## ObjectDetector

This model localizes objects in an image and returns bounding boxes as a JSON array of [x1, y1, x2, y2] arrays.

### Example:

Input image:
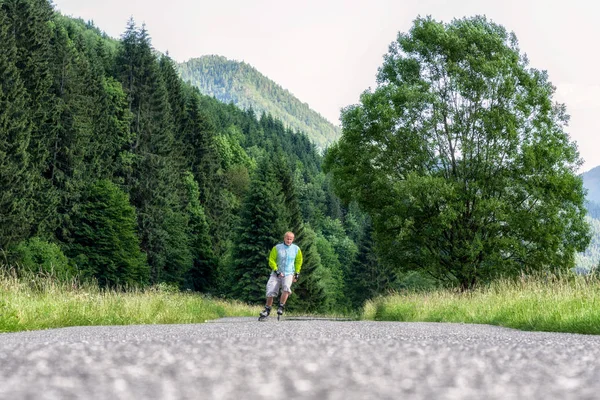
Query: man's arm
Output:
[[269, 247, 278, 271], [294, 248, 303, 273]]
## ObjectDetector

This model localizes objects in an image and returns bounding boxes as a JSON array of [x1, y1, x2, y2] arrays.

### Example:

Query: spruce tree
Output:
[[230, 156, 285, 303], [116, 20, 191, 285], [182, 172, 216, 292], [2, 0, 60, 239], [274, 154, 327, 312], [86, 75, 132, 180], [182, 88, 231, 257], [0, 6, 34, 252], [47, 19, 97, 242], [159, 54, 186, 140], [66, 180, 149, 287], [346, 220, 391, 309], [71, 20, 132, 182]]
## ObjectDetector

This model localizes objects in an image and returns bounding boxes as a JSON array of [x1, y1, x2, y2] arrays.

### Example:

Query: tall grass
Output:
[[363, 273, 600, 335], [0, 270, 260, 333]]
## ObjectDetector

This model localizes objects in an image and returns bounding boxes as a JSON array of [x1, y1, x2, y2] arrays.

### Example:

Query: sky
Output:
[[52, 0, 600, 173]]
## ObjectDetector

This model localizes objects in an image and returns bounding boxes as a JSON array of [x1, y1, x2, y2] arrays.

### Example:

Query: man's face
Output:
[[284, 234, 294, 245]]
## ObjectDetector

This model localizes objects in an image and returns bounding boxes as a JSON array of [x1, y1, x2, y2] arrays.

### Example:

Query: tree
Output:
[[324, 16, 589, 290], [159, 54, 186, 139], [0, 6, 35, 252], [345, 220, 393, 308], [2, 0, 60, 238], [182, 171, 217, 292], [47, 18, 98, 243], [181, 88, 231, 258], [116, 20, 192, 285], [274, 154, 327, 312], [66, 180, 149, 287], [230, 156, 285, 303]]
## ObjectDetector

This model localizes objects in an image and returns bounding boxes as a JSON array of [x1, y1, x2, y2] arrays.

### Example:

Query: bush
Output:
[[13, 237, 74, 280], [65, 179, 149, 288]]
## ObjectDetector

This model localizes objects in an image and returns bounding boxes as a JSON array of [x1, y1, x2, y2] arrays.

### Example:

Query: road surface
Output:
[[1, 317, 599, 399]]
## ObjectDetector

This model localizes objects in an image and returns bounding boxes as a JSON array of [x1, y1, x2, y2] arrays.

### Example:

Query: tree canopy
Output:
[[0, 0, 383, 312], [324, 16, 590, 289]]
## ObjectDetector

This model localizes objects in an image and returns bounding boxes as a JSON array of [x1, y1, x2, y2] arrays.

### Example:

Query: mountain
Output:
[[583, 166, 600, 202], [177, 55, 340, 149], [582, 166, 600, 219], [577, 166, 600, 272]]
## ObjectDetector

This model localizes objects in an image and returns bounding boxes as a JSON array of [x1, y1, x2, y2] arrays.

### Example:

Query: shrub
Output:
[[13, 237, 74, 280]]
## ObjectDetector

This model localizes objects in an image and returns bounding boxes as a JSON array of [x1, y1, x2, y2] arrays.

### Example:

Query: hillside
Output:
[[177, 55, 340, 149], [577, 166, 600, 271], [582, 166, 600, 219]]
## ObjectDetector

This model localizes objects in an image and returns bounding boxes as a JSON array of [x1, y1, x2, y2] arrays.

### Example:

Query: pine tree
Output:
[[182, 88, 232, 257], [182, 172, 216, 292], [346, 220, 391, 308], [86, 75, 132, 180], [274, 154, 327, 312], [47, 19, 97, 242], [230, 156, 285, 303], [2, 0, 60, 239], [0, 6, 34, 252], [115, 20, 191, 285], [66, 180, 149, 287], [67, 20, 132, 182], [160, 54, 186, 139]]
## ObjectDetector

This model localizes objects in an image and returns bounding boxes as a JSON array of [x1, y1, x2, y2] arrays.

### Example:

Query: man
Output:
[[259, 231, 302, 320]]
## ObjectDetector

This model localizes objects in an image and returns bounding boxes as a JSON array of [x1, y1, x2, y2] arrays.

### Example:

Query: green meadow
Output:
[[362, 274, 600, 335], [3, 271, 600, 335], [0, 272, 259, 333]]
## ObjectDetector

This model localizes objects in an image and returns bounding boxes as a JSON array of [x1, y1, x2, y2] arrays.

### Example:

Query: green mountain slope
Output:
[[583, 165, 600, 204], [577, 166, 600, 272], [582, 165, 600, 219], [177, 55, 340, 149], [575, 216, 600, 272]]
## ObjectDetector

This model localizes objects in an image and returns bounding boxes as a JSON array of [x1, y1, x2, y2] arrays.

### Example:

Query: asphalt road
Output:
[[1, 317, 599, 399]]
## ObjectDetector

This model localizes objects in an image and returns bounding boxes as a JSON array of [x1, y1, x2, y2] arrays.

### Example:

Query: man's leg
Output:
[[279, 292, 289, 304], [261, 273, 280, 318], [279, 275, 294, 305], [277, 275, 294, 315]]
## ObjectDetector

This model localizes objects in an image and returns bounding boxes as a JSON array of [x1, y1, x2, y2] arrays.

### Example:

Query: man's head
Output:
[[284, 231, 295, 246]]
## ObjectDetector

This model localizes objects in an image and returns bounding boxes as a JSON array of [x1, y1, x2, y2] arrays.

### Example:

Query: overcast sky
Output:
[[52, 0, 600, 172]]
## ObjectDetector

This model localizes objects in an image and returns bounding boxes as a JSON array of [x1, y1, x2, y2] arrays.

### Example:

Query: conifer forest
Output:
[[0, 0, 392, 313]]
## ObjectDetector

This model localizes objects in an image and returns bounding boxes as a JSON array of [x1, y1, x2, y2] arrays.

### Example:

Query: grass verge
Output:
[[0, 273, 260, 333], [362, 274, 600, 335]]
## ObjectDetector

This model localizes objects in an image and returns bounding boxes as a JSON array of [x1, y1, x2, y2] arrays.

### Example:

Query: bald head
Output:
[[284, 232, 295, 245]]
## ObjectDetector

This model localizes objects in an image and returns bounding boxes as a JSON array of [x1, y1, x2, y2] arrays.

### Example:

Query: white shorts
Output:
[[266, 273, 294, 297]]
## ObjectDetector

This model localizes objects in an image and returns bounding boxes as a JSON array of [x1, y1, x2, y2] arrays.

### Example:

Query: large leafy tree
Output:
[[324, 16, 589, 290]]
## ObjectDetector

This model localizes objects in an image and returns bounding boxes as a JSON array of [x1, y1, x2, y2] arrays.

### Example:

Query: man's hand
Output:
[[293, 273, 299, 282]]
